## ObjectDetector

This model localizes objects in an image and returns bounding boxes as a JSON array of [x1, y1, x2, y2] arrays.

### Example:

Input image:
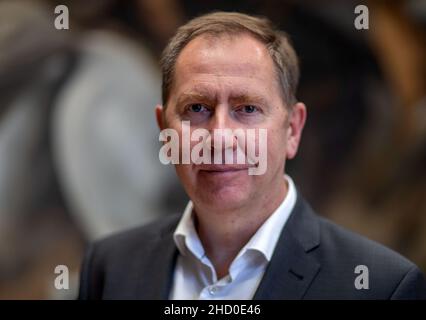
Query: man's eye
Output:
[[240, 105, 258, 113], [188, 104, 208, 113]]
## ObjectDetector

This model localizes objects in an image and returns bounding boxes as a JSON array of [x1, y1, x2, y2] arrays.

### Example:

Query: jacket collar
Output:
[[134, 217, 179, 299], [253, 194, 321, 299], [137, 193, 321, 299]]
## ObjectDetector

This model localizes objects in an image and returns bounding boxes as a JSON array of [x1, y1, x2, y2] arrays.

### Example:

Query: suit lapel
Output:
[[254, 195, 321, 299], [135, 221, 179, 299], [133, 195, 321, 300]]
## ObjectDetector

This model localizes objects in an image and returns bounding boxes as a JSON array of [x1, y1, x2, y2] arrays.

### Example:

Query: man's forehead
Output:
[[177, 84, 269, 103], [174, 33, 274, 79]]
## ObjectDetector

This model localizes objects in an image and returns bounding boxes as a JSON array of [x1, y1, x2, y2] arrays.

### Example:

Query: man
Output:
[[78, 12, 426, 299]]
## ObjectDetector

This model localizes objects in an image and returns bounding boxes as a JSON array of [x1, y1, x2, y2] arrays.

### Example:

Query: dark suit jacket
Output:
[[78, 195, 426, 299]]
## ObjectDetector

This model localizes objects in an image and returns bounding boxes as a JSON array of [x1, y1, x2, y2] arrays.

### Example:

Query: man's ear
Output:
[[286, 102, 307, 159], [155, 104, 165, 130]]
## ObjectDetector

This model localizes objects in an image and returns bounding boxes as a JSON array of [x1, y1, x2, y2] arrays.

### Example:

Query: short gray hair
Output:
[[160, 11, 300, 107]]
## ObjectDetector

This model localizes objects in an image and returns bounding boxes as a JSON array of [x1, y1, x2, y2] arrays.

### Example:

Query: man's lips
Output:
[[197, 164, 253, 172]]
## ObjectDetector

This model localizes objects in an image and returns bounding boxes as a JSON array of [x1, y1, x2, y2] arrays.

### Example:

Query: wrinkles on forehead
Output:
[[177, 33, 270, 77], [176, 85, 270, 109], [168, 33, 281, 108]]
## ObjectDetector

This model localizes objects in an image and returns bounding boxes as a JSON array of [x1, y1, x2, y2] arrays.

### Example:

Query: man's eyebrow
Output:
[[229, 93, 269, 106], [176, 89, 217, 105], [177, 93, 212, 103], [176, 90, 269, 106]]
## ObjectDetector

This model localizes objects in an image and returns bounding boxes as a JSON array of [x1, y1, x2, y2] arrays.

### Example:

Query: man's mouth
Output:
[[197, 164, 254, 173]]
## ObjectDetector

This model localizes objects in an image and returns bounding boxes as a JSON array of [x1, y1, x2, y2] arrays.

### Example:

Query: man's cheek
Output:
[[175, 164, 195, 186], [267, 135, 286, 165], [247, 128, 268, 175]]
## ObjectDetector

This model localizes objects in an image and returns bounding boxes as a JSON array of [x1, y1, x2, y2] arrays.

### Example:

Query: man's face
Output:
[[157, 33, 305, 212]]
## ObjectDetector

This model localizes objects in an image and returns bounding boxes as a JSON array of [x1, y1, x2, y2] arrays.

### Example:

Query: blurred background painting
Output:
[[0, 0, 425, 299]]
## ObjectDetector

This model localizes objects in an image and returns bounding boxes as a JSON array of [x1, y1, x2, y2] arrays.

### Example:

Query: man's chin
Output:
[[195, 188, 252, 212], [197, 167, 252, 183]]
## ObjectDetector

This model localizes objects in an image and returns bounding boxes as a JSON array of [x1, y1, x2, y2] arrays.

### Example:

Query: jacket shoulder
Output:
[[93, 213, 181, 258], [318, 216, 414, 271], [310, 215, 426, 298], [78, 213, 181, 299]]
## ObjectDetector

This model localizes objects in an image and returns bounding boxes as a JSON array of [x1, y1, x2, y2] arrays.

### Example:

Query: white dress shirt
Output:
[[169, 175, 297, 300]]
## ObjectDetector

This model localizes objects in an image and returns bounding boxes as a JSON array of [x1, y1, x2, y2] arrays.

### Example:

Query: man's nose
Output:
[[206, 106, 238, 152], [208, 105, 230, 131]]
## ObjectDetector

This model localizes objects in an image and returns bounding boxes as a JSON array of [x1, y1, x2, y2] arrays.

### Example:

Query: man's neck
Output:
[[194, 177, 288, 279]]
